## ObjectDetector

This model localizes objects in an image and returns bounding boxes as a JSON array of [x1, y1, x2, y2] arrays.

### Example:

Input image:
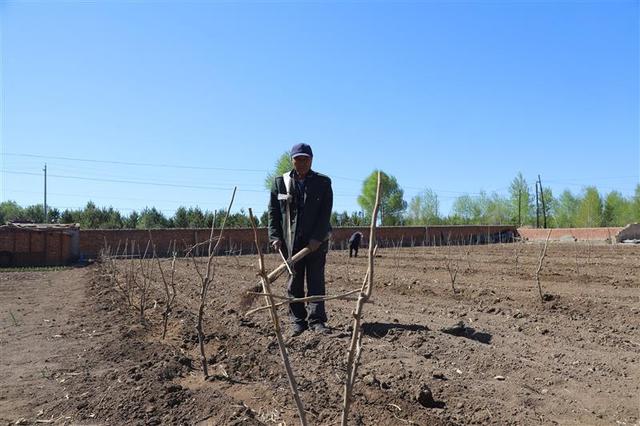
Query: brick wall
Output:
[[80, 228, 268, 258], [80, 225, 519, 258], [0, 228, 73, 267], [517, 227, 624, 242]]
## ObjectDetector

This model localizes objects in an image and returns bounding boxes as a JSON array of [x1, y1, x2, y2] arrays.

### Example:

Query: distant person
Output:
[[349, 231, 363, 258], [268, 143, 333, 336]]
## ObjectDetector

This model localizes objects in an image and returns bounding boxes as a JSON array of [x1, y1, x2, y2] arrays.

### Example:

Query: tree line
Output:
[[0, 201, 263, 230], [353, 171, 639, 228], [1, 169, 638, 229]]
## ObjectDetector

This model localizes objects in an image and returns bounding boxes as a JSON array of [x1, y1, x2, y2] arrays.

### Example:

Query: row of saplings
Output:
[[99, 180, 562, 425]]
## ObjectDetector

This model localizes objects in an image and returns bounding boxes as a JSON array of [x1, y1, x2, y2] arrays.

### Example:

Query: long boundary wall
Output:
[[80, 225, 517, 258], [517, 227, 623, 242]]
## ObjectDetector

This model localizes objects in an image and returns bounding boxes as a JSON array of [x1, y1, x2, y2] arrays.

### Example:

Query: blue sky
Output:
[[1, 0, 638, 218]]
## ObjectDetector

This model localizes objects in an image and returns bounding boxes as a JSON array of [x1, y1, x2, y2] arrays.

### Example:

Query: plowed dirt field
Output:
[[1, 243, 638, 425]]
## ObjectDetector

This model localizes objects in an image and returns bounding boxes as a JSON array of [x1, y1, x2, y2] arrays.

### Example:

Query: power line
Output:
[[2, 169, 264, 192], [3, 152, 510, 195], [4, 152, 269, 173], [2, 171, 361, 199]]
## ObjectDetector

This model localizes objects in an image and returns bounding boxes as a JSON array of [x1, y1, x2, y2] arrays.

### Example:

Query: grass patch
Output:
[[9, 310, 19, 326]]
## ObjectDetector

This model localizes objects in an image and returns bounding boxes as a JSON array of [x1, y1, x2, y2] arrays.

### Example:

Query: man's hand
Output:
[[307, 239, 322, 252], [271, 240, 282, 251]]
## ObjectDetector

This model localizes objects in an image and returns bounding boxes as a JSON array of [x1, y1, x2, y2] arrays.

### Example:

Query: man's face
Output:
[[292, 155, 312, 177]]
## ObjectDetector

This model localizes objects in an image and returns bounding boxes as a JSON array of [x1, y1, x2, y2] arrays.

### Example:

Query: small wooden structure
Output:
[[0, 223, 80, 267]]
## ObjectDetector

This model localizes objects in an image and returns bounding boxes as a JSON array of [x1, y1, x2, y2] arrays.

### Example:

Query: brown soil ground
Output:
[[1, 243, 639, 425]]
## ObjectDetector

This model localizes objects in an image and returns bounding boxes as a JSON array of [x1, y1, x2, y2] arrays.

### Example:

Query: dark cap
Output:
[[290, 143, 313, 158]]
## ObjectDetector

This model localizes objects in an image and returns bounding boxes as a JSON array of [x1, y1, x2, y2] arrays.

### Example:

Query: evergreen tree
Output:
[[137, 207, 169, 229], [173, 207, 189, 228], [124, 211, 140, 229]]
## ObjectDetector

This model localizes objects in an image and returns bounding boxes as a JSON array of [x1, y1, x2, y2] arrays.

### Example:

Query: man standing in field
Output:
[[268, 143, 333, 336]]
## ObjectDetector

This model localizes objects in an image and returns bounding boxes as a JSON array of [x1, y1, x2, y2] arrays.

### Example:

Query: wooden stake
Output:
[[342, 172, 382, 425], [248, 208, 307, 426]]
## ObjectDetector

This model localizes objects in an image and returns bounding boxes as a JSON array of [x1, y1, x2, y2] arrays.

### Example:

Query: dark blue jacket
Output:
[[268, 169, 333, 256]]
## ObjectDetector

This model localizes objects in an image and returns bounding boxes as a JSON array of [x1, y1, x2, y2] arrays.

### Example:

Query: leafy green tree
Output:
[[481, 192, 512, 224], [357, 170, 406, 225], [264, 152, 292, 190], [451, 194, 482, 223], [0, 200, 25, 223], [603, 191, 632, 226], [539, 186, 555, 228], [508, 172, 533, 225], [576, 187, 603, 227], [406, 188, 440, 225], [554, 190, 579, 227], [632, 184, 640, 223]]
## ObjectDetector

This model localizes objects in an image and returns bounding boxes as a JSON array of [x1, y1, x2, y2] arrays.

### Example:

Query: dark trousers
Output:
[[349, 243, 359, 258], [288, 246, 327, 326]]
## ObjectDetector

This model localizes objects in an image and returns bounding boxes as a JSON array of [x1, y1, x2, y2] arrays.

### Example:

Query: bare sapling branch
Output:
[[134, 239, 154, 324], [574, 240, 580, 275], [535, 230, 552, 303], [444, 235, 459, 294], [155, 244, 177, 340], [465, 235, 473, 272], [391, 237, 403, 286], [195, 187, 236, 379], [342, 171, 382, 426], [514, 240, 522, 275], [248, 208, 307, 426]]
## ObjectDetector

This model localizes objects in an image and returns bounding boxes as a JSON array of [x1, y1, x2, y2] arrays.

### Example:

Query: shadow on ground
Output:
[[362, 322, 429, 338]]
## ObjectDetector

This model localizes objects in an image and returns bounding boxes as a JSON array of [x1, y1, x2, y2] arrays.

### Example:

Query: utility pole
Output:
[[535, 181, 540, 228], [43, 163, 48, 223], [538, 174, 547, 229]]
